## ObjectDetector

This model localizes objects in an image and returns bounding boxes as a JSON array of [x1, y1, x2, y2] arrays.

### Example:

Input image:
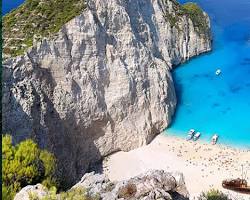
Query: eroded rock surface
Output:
[[74, 170, 189, 200], [3, 0, 211, 184], [15, 170, 189, 200]]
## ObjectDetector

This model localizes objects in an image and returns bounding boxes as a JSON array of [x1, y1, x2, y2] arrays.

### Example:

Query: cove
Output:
[[166, 0, 250, 149]]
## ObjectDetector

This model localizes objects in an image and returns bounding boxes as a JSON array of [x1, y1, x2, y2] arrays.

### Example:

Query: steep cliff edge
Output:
[[2, 0, 211, 185]]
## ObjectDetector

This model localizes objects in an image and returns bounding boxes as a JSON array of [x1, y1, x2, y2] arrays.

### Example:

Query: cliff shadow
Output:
[[166, 75, 184, 127], [2, 65, 105, 188], [169, 191, 189, 200], [42, 92, 105, 188]]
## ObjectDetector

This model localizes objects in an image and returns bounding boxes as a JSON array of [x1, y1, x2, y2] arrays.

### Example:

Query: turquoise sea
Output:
[[167, 0, 250, 149]]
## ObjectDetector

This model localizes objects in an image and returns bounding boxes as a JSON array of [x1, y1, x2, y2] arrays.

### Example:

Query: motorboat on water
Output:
[[215, 69, 221, 75], [193, 132, 201, 141], [211, 134, 219, 145], [222, 166, 250, 194], [186, 129, 195, 141]]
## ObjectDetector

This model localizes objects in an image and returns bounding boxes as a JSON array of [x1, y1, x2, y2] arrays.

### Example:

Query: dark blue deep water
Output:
[[167, 0, 250, 149], [2, 0, 24, 15]]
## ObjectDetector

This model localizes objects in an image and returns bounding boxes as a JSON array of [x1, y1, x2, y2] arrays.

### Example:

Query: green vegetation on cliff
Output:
[[3, 0, 87, 57], [3, 0, 209, 58], [29, 187, 99, 200], [198, 189, 230, 200], [181, 2, 209, 34], [164, 1, 209, 35], [2, 135, 58, 200]]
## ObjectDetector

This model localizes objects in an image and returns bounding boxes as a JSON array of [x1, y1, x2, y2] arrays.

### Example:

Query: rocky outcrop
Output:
[[14, 184, 49, 200], [15, 170, 189, 200], [74, 170, 189, 200], [2, 0, 211, 185]]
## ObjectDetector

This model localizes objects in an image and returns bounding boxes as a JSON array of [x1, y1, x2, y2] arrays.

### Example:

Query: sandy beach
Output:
[[104, 133, 250, 199]]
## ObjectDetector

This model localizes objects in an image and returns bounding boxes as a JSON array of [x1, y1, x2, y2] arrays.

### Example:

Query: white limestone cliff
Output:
[[2, 0, 211, 185]]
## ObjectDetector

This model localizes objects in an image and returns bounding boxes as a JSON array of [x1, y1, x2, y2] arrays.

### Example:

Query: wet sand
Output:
[[104, 133, 250, 199]]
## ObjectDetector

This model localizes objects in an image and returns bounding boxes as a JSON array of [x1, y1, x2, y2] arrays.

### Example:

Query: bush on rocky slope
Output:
[[164, 1, 209, 35], [28, 187, 98, 200], [3, 0, 87, 57], [181, 2, 209, 35], [198, 189, 230, 200], [2, 135, 58, 200]]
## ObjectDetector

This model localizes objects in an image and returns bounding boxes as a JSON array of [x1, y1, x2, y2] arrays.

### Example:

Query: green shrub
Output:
[[59, 188, 88, 200], [2, 184, 17, 200], [181, 2, 209, 35], [28, 186, 57, 200], [163, 1, 209, 35], [39, 150, 58, 188], [37, 187, 98, 200], [3, 0, 87, 57], [2, 134, 58, 199], [198, 189, 230, 200]]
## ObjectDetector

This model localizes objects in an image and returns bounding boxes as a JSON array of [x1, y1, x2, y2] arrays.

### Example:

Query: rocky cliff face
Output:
[[73, 170, 189, 200], [14, 170, 189, 200], [2, 0, 211, 185]]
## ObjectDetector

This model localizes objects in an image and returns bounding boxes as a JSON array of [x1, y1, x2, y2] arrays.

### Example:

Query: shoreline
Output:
[[103, 132, 250, 199], [164, 129, 250, 151], [164, 130, 250, 151]]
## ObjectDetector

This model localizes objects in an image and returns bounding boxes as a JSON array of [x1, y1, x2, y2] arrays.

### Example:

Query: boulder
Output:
[[74, 170, 189, 200], [14, 184, 48, 200]]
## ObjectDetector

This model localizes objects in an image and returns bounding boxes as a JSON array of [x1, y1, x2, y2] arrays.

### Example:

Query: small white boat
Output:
[[211, 134, 219, 145], [193, 132, 201, 141], [186, 129, 195, 141], [215, 69, 221, 76]]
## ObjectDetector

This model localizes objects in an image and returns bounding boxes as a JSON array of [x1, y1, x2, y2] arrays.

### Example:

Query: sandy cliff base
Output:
[[104, 133, 250, 199]]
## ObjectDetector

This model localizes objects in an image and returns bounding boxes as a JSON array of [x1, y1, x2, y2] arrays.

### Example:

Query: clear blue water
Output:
[[166, 0, 250, 149], [2, 0, 24, 15]]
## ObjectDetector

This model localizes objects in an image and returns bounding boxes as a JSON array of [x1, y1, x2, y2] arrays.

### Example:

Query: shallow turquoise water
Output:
[[166, 0, 250, 149]]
